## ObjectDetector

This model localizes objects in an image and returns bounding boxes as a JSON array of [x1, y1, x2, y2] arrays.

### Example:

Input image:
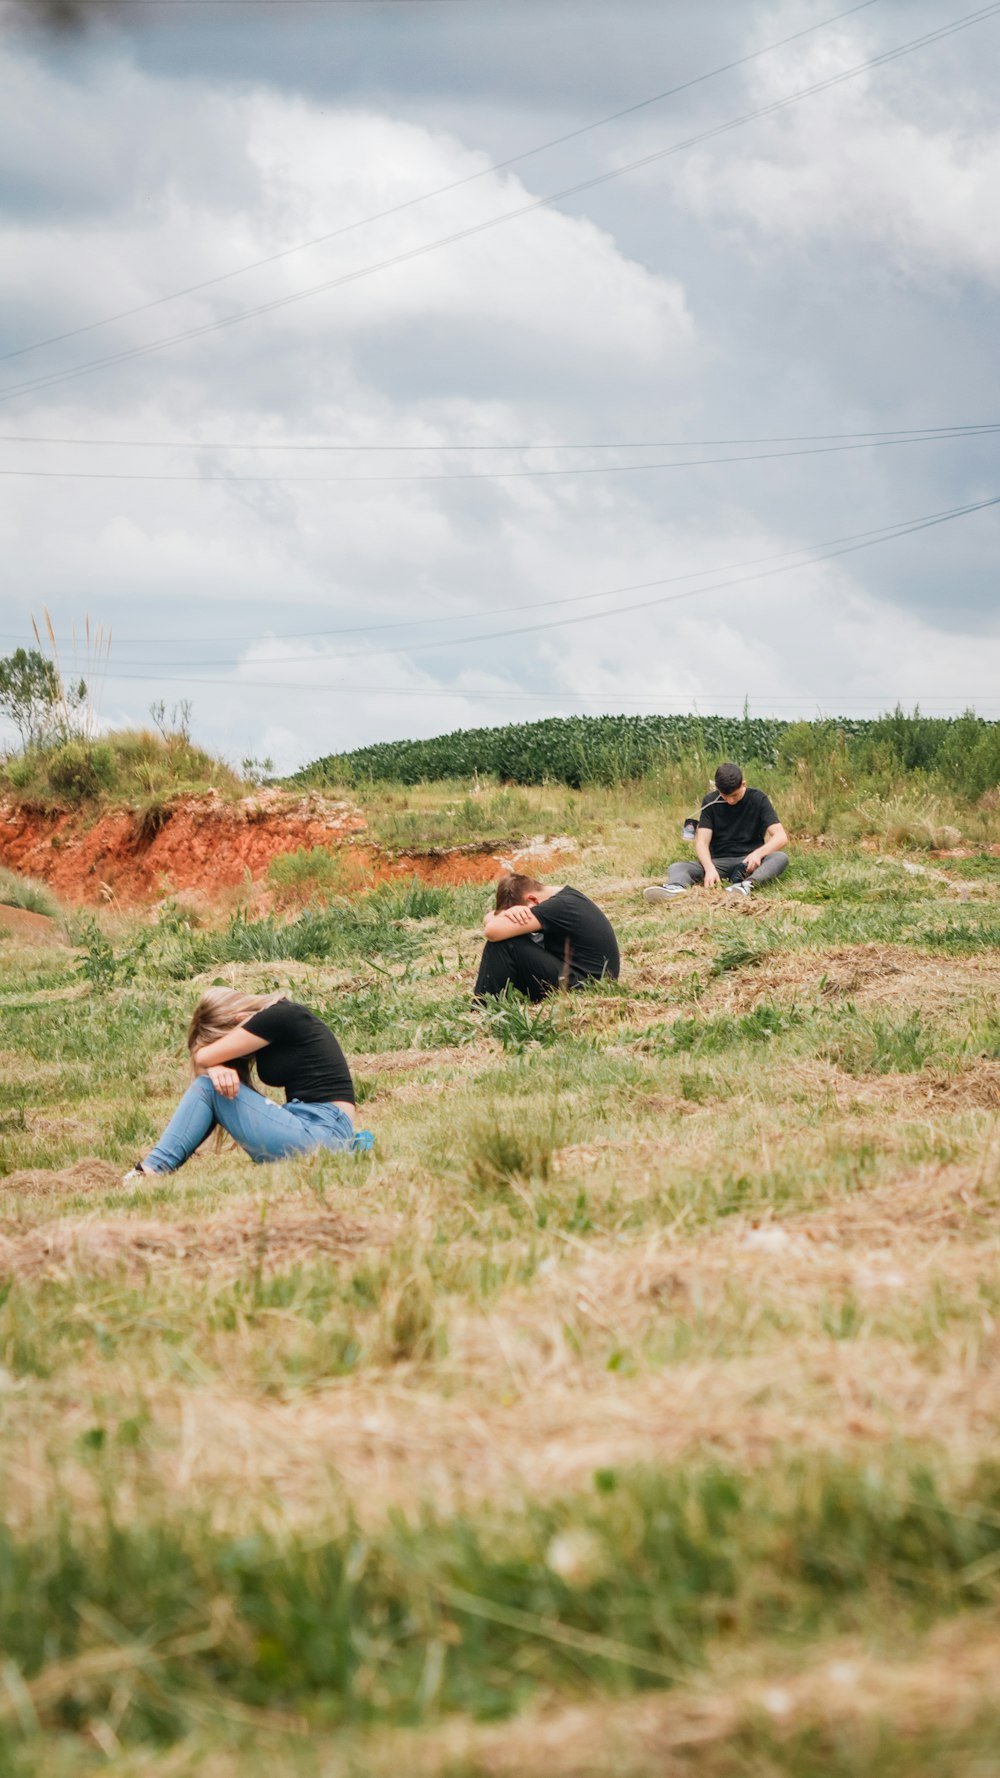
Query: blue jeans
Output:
[[144, 1077, 356, 1173]]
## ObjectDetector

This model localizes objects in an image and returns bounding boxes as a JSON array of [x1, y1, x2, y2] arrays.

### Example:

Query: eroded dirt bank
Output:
[[0, 789, 366, 904], [0, 792, 554, 905]]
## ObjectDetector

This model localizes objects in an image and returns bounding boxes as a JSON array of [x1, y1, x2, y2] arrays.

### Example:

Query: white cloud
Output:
[[663, 9, 1000, 288], [1, 3, 998, 773]]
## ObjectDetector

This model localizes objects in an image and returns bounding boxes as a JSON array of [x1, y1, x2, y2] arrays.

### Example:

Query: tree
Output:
[[0, 649, 60, 749]]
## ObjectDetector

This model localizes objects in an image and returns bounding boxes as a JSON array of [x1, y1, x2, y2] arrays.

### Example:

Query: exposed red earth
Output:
[[0, 904, 67, 946], [0, 791, 571, 907]]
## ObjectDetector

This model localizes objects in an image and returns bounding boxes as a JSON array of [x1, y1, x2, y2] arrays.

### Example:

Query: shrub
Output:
[[0, 727, 242, 809], [45, 738, 116, 801], [936, 713, 1000, 800]]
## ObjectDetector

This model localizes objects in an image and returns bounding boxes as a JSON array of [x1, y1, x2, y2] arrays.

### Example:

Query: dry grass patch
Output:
[[0, 1156, 122, 1199], [0, 1196, 395, 1280], [10, 1329, 1000, 1538], [361, 1620, 1000, 1778], [710, 943, 1000, 1016], [777, 1058, 1000, 1112], [789, 1158, 1000, 1244]]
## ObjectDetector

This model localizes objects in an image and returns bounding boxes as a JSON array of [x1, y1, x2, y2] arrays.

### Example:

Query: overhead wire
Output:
[[90, 675, 1000, 708], [1, 421, 997, 451], [0, 0, 881, 366], [4, 489, 998, 652], [4, 2, 999, 406], [61, 490, 998, 672], [2, 427, 998, 484]]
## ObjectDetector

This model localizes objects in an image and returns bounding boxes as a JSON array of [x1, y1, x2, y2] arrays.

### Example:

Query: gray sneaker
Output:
[[725, 879, 753, 898], [644, 884, 687, 903]]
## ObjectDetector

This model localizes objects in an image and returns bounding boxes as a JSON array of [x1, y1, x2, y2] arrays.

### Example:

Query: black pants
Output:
[[473, 936, 566, 1003]]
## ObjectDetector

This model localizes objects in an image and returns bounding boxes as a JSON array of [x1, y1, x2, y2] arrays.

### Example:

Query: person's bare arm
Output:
[[744, 822, 788, 873], [483, 906, 543, 942], [696, 825, 721, 888], [192, 1025, 270, 1101]]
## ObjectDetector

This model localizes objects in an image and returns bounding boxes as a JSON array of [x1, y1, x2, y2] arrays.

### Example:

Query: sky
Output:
[[1, 0, 998, 771]]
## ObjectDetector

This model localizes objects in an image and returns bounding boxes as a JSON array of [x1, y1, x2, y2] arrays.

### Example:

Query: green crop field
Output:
[[298, 708, 1000, 794], [2, 753, 1000, 1777]]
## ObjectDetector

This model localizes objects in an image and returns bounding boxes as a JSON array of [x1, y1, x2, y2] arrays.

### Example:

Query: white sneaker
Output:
[[121, 1164, 149, 1183], [725, 880, 752, 898], [644, 884, 687, 904]]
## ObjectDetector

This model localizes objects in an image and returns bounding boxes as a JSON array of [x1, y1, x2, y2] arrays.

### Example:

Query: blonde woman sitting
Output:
[[125, 988, 370, 1178]]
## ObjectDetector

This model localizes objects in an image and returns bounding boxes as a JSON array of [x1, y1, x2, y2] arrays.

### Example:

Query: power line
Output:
[[0, 0, 881, 368], [5, 3, 998, 407], [90, 672, 1000, 708], [2, 428, 997, 485], [54, 491, 1000, 671], [333, 491, 1000, 661], [5, 422, 998, 452], [4, 490, 997, 652]]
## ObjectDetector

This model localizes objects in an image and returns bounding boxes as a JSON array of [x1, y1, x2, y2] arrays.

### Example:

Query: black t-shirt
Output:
[[532, 887, 620, 985], [698, 787, 779, 860], [241, 999, 355, 1104]]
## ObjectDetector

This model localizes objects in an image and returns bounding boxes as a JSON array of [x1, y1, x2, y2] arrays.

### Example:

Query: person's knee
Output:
[[192, 1074, 215, 1099], [770, 851, 789, 873]]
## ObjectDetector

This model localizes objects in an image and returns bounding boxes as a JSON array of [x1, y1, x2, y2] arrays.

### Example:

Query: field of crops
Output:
[[2, 767, 1000, 1776], [298, 709, 1000, 793]]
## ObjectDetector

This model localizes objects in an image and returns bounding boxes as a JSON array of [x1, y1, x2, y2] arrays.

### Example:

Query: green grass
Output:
[[0, 865, 62, 920], [2, 778, 1000, 1773], [2, 726, 243, 811], [1, 1455, 999, 1746]]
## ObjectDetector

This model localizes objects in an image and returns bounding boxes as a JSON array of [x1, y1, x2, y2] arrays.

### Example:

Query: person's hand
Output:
[[743, 849, 765, 874], [505, 905, 537, 929], [207, 1065, 241, 1099], [704, 864, 721, 889]]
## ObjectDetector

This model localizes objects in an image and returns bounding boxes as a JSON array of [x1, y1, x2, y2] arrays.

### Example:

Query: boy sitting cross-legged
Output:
[[474, 873, 620, 1003], [645, 760, 789, 903]]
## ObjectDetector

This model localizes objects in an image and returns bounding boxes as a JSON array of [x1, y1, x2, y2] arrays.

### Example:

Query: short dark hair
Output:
[[714, 761, 744, 794], [495, 872, 544, 911]]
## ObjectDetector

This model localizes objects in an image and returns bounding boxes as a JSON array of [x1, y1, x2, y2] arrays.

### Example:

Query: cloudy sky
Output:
[[1, 0, 998, 770]]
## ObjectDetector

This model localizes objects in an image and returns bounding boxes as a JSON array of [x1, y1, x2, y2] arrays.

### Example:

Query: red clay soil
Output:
[[0, 790, 368, 906], [0, 791, 519, 907], [0, 904, 67, 946]]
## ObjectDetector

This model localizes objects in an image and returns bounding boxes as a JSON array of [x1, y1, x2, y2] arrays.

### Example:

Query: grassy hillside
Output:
[[1, 727, 242, 812], [1, 772, 999, 1774]]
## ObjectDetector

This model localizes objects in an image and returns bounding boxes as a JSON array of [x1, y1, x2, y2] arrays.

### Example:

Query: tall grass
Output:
[[0, 866, 61, 920], [1, 1456, 999, 1747], [1, 727, 241, 809]]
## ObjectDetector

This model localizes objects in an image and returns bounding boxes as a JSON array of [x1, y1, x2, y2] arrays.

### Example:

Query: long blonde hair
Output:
[[187, 988, 285, 1085]]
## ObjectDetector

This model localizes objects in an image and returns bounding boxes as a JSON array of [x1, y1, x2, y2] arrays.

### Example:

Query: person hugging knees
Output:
[[645, 761, 789, 904], [474, 873, 620, 1003], [122, 988, 373, 1181]]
